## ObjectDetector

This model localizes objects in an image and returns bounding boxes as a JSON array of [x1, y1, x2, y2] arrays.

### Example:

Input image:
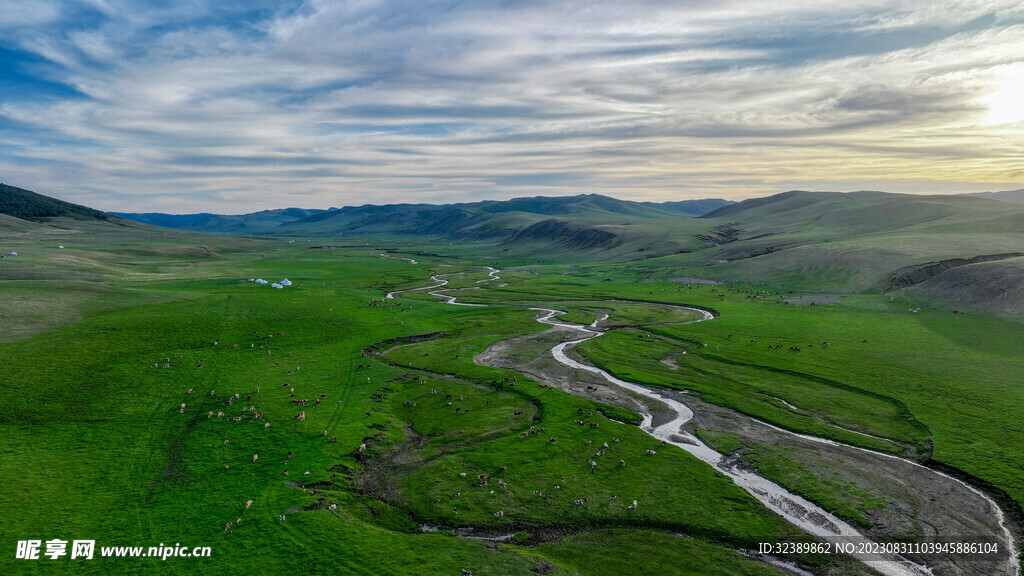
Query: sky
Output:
[[1, 0, 1023, 213]]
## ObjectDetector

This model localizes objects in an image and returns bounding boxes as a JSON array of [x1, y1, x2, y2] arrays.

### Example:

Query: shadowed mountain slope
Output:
[[1, 183, 111, 222], [112, 207, 333, 234]]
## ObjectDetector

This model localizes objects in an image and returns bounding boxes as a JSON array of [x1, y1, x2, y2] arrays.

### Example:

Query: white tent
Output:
[[9, 251, 17, 256], [271, 283, 283, 289], [280, 278, 292, 286], [255, 278, 268, 285]]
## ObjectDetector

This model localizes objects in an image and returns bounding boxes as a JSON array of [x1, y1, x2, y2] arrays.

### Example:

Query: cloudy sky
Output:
[[1, 0, 1023, 212]]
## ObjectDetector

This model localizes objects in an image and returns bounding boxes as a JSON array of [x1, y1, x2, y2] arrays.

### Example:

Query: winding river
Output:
[[387, 263, 1018, 576]]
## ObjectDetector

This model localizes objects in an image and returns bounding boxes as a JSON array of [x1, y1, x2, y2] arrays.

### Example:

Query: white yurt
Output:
[[280, 278, 292, 286]]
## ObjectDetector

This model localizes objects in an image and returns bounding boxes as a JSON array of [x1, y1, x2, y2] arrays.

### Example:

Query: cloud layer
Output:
[[1, 0, 1023, 211]]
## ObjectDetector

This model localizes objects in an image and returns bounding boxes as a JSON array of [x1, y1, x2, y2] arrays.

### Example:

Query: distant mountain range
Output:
[[3, 183, 1023, 317], [962, 188, 1024, 205], [108, 207, 338, 234], [110, 195, 733, 235]]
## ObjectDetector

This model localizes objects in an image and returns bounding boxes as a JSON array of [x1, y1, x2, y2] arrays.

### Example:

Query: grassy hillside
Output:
[[644, 191, 1024, 317], [0, 183, 111, 222]]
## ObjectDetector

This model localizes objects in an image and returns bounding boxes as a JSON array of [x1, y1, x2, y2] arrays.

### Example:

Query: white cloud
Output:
[[0, 0, 1022, 212]]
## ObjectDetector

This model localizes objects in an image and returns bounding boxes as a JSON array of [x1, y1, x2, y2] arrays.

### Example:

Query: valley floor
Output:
[[1, 234, 1022, 576]]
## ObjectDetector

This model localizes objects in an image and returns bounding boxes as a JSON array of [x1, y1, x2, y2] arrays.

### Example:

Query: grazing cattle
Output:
[[646, 449, 657, 455], [328, 504, 337, 511], [264, 423, 270, 429], [613, 437, 620, 443], [329, 437, 337, 442], [252, 454, 258, 462], [245, 500, 253, 509], [619, 459, 626, 467], [358, 443, 367, 452]]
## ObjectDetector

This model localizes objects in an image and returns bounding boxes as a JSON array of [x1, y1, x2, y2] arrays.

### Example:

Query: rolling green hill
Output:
[[0, 183, 111, 222], [630, 190, 1024, 317]]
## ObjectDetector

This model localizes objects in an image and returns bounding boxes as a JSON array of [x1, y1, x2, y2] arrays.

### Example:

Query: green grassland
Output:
[[1, 233, 833, 575], [2, 217, 1022, 575]]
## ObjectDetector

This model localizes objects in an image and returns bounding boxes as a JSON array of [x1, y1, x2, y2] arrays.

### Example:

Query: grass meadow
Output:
[[1, 227, 1021, 574]]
